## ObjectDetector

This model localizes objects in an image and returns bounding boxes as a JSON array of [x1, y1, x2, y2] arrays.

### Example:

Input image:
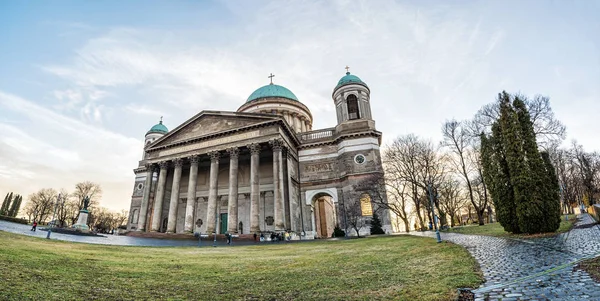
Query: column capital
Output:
[[269, 139, 283, 151], [172, 158, 184, 168], [189, 155, 200, 164], [243, 193, 250, 199], [158, 161, 169, 169], [248, 143, 261, 155], [260, 191, 267, 197], [226, 147, 240, 158], [144, 163, 154, 170], [208, 151, 221, 162]]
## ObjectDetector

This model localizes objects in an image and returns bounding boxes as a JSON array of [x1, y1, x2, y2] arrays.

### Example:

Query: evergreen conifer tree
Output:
[[541, 151, 561, 231], [481, 127, 520, 233], [480, 91, 562, 234], [512, 96, 546, 233], [498, 92, 530, 233], [370, 213, 385, 235], [8, 195, 22, 217], [0, 192, 13, 216]]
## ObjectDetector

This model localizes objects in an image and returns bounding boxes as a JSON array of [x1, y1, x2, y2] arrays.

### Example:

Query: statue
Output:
[[74, 196, 91, 232], [83, 196, 90, 211]]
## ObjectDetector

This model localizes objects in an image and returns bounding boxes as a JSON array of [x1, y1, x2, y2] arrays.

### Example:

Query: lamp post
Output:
[[46, 193, 62, 239], [428, 185, 442, 243]]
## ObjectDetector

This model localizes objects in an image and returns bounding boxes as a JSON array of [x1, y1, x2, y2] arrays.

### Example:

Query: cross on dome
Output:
[[268, 73, 275, 85], [345, 65, 350, 73]]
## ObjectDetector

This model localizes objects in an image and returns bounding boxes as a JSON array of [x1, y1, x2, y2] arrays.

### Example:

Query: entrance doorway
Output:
[[220, 213, 228, 234], [313, 195, 336, 238]]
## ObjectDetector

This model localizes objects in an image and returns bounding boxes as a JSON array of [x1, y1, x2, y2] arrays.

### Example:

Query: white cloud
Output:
[[0, 91, 141, 210]]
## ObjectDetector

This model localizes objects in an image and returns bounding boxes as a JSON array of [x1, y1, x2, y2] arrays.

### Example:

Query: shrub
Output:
[[0, 215, 28, 224], [332, 225, 345, 238]]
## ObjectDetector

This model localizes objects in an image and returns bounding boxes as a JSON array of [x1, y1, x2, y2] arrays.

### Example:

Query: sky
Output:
[[1, 0, 599, 212]]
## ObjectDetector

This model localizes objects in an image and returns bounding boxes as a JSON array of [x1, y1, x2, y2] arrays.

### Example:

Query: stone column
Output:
[[292, 113, 300, 132], [280, 149, 287, 229], [300, 117, 307, 132], [249, 143, 261, 233], [286, 155, 296, 231], [206, 151, 220, 234], [166, 158, 183, 233], [282, 111, 290, 126], [137, 164, 154, 231], [151, 161, 169, 232], [227, 147, 239, 233], [184, 155, 199, 233], [260, 191, 267, 230], [270, 139, 285, 231]]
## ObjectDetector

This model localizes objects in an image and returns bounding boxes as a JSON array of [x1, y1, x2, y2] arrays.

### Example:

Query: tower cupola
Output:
[[332, 67, 372, 124]]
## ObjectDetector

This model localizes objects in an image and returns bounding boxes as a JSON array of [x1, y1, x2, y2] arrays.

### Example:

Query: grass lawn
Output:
[[446, 214, 577, 238], [0, 231, 482, 301]]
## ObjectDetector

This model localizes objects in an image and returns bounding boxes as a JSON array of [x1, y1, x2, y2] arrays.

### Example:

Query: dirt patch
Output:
[[576, 257, 600, 283]]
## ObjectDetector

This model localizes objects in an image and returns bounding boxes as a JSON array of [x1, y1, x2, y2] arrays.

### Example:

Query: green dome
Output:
[[247, 84, 298, 103], [335, 72, 367, 89], [147, 120, 168, 135]]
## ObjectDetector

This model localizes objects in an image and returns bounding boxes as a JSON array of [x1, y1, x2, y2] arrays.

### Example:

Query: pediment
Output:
[[148, 111, 280, 149]]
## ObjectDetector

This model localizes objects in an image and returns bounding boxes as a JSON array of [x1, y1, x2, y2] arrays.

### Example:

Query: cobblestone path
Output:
[[412, 214, 600, 300]]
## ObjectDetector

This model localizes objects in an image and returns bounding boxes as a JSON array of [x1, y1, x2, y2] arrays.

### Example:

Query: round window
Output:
[[354, 154, 366, 164], [137, 183, 144, 190]]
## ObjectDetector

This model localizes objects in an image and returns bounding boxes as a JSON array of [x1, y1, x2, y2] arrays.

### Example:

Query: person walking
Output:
[[31, 221, 37, 232]]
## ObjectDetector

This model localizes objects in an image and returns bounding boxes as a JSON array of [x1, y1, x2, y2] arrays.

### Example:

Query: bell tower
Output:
[[332, 67, 372, 124]]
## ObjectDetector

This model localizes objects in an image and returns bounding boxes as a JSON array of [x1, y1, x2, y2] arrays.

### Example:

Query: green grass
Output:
[[446, 214, 577, 238], [0, 231, 482, 301]]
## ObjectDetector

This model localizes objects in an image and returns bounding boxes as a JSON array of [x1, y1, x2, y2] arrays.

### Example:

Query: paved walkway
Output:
[[0, 220, 290, 247], [412, 214, 600, 300]]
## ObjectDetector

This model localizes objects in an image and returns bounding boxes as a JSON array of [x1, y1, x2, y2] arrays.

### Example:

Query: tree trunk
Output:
[[402, 218, 410, 232], [477, 210, 485, 226]]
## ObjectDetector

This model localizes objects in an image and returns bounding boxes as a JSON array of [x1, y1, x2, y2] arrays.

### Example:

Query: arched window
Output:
[[360, 194, 373, 216], [347, 95, 360, 120]]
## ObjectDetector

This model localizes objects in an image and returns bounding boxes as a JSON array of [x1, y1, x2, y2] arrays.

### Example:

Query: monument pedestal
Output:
[[73, 209, 90, 232]]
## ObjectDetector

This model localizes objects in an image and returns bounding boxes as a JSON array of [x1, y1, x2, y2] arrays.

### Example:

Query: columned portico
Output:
[[249, 143, 261, 233], [166, 158, 183, 233], [270, 139, 285, 231], [151, 161, 169, 231], [206, 151, 220, 234], [137, 164, 154, 231], [227, 147, 240, 233], [184, 155, 199, 233]]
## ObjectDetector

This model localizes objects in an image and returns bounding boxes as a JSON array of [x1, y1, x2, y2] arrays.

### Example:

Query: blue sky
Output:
[[1, 0, 599, 210]]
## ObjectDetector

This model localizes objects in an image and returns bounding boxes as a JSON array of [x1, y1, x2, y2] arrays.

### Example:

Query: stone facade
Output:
[[127, 73, 392, 238]]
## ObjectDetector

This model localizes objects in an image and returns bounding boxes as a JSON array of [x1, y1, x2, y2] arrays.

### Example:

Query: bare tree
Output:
[[356, 173, 410, 232], [344, 197, 367, 237], [438, 178, 466, 227], [385, 135, 424, 230], [73, 181, 102, 211], [474, 94, 566, 146], [23, 188, 58, 223], [442, 119, 488, 225], [55, 189, 71, 227]]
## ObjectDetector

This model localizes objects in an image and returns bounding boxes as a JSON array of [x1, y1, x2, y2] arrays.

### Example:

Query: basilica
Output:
[[126, 70, 391, 238]]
